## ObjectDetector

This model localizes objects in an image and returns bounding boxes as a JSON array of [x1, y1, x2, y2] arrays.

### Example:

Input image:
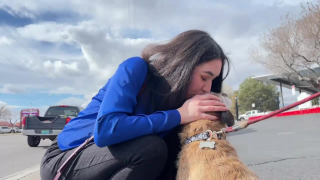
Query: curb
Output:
[[248, 107, 320, 121], [0, 165, 40, 180]]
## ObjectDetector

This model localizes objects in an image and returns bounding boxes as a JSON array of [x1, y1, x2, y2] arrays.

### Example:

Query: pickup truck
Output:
[[238, 110, 271, 121], [22, 105, 83, 147]]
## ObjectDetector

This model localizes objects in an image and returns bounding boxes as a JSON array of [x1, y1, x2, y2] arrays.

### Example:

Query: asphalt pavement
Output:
[[228, 113, 320, 179], [0, 133, 51, 178]]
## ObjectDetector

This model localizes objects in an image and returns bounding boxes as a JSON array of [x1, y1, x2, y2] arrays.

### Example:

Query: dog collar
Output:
[[185, 130, 223, 145], [185, 131, 210, 144]]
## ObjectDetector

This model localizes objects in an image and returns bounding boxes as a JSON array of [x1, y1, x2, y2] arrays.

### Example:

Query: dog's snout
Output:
[[221, 111, 235, 127]]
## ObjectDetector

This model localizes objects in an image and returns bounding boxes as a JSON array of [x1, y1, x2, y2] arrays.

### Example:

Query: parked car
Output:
[[22, 105, 83, 147], [11, 127, 21, 133], [0, 126, 11, 134], [238, 110, 271, 121]]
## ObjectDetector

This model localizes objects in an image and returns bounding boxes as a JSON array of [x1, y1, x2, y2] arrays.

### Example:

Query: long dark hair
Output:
[[141, 30, 230, 112]]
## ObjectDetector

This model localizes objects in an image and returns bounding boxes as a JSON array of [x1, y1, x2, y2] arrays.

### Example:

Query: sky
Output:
[[0, 0, 317, 117]]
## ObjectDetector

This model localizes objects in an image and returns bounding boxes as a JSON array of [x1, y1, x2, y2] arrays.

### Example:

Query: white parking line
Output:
[[0, 165, 40, 180]]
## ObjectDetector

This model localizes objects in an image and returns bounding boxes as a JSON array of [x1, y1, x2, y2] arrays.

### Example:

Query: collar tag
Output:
[[199, 141, 216, 149]]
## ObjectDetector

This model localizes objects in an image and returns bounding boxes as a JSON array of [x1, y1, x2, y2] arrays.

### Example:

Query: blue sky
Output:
[[0, 0, 317, 118], [0, 92, 84, 107]]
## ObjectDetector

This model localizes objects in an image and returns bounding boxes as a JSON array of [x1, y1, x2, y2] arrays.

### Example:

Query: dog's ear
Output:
[[220, 110, 235, 127]]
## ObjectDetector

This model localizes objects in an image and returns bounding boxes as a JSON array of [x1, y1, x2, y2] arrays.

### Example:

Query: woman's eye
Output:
[[201, 76, 207, 81]]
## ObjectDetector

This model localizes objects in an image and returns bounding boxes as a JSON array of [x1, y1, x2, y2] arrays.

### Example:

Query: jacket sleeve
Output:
[[94, 57, 181, 147]]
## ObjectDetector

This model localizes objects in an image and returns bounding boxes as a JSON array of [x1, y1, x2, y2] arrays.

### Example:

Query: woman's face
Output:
[[186, 59, 222, 99]]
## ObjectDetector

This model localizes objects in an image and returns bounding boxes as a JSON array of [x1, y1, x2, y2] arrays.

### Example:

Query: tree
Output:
[[8, 115, 18, 127], [0, 104, 11, 119], [237, 78, 279, 113], [312, 97, 320, 106], [250, 1, 320, 90]]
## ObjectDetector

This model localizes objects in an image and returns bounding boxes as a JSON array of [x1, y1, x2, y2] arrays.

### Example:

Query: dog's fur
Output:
[[176, 94, 259, 180]]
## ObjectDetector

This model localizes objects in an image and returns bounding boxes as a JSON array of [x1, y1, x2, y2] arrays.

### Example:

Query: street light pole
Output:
[[235, 96, 239, 120]]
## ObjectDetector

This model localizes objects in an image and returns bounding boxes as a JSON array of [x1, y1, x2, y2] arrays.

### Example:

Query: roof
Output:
[[252, 67, 320, 94], [0, 121, 20, 127], [0, 121, 11, 127]]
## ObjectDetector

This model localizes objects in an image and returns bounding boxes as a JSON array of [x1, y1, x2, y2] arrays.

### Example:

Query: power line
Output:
[[0, 28, 57, 85], [133, 0, 135, 31], [128, 0, 131, 29], [0, 52, 26, 71], [0, 37, 31, 64], [0, 36, 55, 90], [0, 51, 56, 91], [0, 24, 44, 65]]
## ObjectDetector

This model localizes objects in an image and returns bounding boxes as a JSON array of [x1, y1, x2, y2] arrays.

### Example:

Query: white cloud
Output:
[[0, 84, 26, 94], [57, 97, 86, 107], [0, 100, 7, 105], [0, 36, 14, 45], [16, 22, 73, 44], [48, 86, 85, 95], [42, 60, 83, 78]]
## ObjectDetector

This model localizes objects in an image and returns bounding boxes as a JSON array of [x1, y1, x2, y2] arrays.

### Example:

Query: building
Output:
[[252, 67, 320, 108], [0, 121, 20, 128]]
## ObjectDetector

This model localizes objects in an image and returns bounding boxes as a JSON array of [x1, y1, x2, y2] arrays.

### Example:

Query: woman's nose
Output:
[[202, 82, 212, 93]]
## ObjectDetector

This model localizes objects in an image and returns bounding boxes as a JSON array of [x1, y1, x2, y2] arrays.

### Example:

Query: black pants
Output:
[[40, 131, 180, 180]]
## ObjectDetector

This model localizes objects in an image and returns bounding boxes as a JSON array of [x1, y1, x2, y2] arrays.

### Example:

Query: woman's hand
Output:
[[177, 93, 229, 125]]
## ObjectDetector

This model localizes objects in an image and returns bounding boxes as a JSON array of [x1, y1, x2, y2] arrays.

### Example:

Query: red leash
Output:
[[225, 91, 320, 133]]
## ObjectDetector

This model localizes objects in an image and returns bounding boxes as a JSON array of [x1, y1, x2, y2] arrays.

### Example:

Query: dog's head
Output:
[[213, 92, 235, 127], [179, 93, 235, 144]]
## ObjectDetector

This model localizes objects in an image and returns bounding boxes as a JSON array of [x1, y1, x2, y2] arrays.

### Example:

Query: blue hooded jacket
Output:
[[57, 56, 181, 151]]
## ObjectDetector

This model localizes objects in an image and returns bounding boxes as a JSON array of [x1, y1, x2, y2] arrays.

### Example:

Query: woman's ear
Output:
[[220, 110, 235, 127]]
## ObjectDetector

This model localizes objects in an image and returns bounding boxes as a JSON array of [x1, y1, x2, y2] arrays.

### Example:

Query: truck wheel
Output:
[[27, 136, 41, 147], [239, 117, 244, 121]]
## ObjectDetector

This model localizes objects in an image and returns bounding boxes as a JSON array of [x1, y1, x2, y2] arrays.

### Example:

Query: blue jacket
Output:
[[57, 57, 181, 151]]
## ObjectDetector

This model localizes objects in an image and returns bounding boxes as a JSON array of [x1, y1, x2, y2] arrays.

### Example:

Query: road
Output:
[[0, 134, 51, 178], [228, 114, 320, 179], [1, 114, 320, 179]]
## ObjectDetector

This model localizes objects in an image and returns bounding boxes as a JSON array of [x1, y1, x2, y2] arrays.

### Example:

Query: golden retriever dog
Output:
[[176, 93, 259, 180]]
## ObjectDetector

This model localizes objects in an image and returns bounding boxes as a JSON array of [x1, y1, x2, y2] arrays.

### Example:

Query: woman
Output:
[[40, 29, 230, 180]]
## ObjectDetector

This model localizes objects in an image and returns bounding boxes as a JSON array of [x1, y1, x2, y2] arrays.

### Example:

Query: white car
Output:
[[0, 126, 11, 134], [11, 127, 21, 133], [238, 110, 271, 121], [16, 128, 22, 133]]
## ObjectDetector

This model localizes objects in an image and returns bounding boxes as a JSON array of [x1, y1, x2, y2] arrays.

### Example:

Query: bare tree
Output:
[[250, 1, 320, 90], [8, 115, 18, 127], [0, 104, 11, 119]]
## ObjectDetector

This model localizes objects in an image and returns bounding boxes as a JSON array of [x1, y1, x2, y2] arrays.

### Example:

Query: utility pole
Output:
[[235, 96, 239, 120]]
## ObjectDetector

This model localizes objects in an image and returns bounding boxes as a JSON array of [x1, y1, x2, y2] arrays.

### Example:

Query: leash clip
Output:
[[206, 130, 218, 141]]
